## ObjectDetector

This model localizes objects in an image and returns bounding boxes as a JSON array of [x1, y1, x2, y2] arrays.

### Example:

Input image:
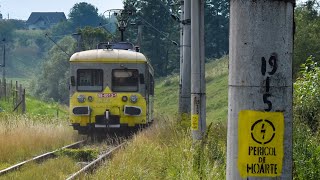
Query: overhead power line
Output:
[[45, 33, 71, 57], [137, 15, 178, 46]]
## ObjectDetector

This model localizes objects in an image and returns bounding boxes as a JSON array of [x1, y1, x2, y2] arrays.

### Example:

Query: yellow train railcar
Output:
[[69, 43, 154, 135]]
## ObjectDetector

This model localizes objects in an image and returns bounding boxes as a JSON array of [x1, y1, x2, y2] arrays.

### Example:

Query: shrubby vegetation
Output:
[[0, 112, 76, 169], [293, 55, 320, 178], [88, 57, 228, 179], [294, 56, 320, 131], [123, 0, 229, 76], [293, 118, 320, 179], [29, 36, 76, 104], [294, 0, 320, 76], [91, 117, 226, 179], [0, 0, 320, 178]]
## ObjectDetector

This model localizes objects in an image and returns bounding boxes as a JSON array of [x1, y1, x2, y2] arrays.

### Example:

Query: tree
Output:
[[0, 20, 18, 40], [294, 0, 320, 76], [50, 20, 74, 36], [123, 0, 180, 76], [69, 2, 104, 28], [30, 36, 76, 104], [121, 0, 230, 76], [205, 0, 229, 59], [77, 26, 113, 50]]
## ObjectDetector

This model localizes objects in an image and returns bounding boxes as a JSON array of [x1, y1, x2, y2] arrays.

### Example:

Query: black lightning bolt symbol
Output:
[[261, 123, 266, 139]]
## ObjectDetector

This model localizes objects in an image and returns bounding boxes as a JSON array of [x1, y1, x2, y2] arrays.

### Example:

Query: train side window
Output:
[[150, 75, 154, 95], [139, 74, 145, 84], [112, 69, 139, 92], [71, 76, 75, 86], [77, 69, 103, 91]]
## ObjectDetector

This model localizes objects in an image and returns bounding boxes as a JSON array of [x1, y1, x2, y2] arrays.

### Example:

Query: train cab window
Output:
[[77, 69, 103, 91], [112, 69, 139, 92]]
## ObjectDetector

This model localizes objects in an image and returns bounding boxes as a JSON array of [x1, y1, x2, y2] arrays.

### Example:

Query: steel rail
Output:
[[0, 140, 86, 176], [66, 142, 125, 180]]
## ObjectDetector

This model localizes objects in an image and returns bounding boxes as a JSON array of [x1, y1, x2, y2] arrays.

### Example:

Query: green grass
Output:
[[155, 56, 228, 123], [0, 95, 68, 119], [0, 157, 79, 180], [25, 96, 68, 118], [0, 113, 77, 169], [4, 78, 30, 89], [1, 54, 317, 179], [0, 79, 77, 171], [0, 77, 68, 118], [55, 148, 99, 162], [85, 55, 320, 179], [90, 119, 226, 179], [86, 57, 228, 179], [293, 118, 320, 179]]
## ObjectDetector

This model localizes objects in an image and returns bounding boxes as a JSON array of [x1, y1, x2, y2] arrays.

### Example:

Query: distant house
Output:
[[26, 12, 66, 30]]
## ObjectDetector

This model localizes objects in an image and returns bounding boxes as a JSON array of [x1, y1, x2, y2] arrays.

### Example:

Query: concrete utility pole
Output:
[[137, 23, 143, 48], [179, 0, 184, 115], [227, 0, 294, 179], [179, 0, 191, 117], [191, 0, 206, 140]]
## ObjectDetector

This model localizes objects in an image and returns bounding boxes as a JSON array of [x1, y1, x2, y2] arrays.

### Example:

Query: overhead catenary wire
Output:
[[98, 22, 116, 40], [137, 15, 178, 46], [45, 33, 71, 57]]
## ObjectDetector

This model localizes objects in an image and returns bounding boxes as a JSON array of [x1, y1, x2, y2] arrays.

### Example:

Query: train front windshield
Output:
[[112, 69, 139, 92], [77, 69, 103, 91]]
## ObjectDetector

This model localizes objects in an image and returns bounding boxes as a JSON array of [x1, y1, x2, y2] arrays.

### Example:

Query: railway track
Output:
[[0, 137, 127, 179], [0, 140, 86, 176], [66, 142, 125, 180]]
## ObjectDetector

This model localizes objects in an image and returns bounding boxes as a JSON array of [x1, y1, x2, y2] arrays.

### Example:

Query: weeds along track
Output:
[[0, 131, 131, 179], [0, 140, 86, 176], [66, 142, 125, 180]]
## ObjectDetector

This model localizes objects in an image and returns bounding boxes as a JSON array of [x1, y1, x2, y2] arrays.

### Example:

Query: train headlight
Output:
[[88, 96, 93, 102], [77, 95, 86, 103], [130, 95, 138, 103], [122, 96, 128, 102]]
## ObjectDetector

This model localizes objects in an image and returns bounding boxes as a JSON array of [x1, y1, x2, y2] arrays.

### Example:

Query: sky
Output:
[[0, 0, 124, 20], [0, 0, 310, 21]]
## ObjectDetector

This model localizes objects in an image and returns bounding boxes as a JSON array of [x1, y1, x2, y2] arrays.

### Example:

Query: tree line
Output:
[[1, 0, 318, 104], [121, 0, 229, 76]]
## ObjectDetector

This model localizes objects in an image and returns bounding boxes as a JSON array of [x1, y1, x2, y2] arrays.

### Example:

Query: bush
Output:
[[55, 148, 98, 161], [294, 56, 320, 132], [294, 118, 320, 179]]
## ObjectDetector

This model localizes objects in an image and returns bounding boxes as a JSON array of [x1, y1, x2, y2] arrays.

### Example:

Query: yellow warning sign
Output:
[[238, 110, 284, 178], [191, 114, 199, 130]]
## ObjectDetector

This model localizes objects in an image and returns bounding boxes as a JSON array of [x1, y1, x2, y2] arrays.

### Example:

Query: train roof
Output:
[[70, 49, 149, 64]]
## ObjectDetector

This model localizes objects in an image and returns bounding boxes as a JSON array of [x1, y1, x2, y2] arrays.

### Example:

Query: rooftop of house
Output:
[[26, 12, 66, 24]]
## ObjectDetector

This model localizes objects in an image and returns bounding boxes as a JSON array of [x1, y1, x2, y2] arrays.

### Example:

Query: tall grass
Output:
[[154, 56, 228, 122], [86, 57, 229, 179], [293, 117, 320, 179], [90, 116, 226, 179], [86, 55, 320, 179], [293, 57, 320, 179], [0, 113, 77, 169], [0, 157, 78, 180], [0, 95, 68, 119]]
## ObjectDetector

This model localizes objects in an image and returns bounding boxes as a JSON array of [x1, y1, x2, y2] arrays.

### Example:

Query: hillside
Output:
[[87, 55, 320, 179], [155, 56, 228, 122], [4, 30, 52, 78], [87, 56, 229, 179], [0, 55, 318, 178]]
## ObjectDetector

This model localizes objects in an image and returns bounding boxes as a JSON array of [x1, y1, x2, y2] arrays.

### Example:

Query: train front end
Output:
[[69, 47, 154, 135]]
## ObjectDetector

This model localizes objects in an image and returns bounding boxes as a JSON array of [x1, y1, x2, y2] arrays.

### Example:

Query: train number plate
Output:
[[98, 93, 117, 98]]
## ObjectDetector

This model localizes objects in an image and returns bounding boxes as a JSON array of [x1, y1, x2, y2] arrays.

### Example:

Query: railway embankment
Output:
[[88, 56, 319, 179], [85, 56, 229, 179], [0, 56, 319, 179]]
